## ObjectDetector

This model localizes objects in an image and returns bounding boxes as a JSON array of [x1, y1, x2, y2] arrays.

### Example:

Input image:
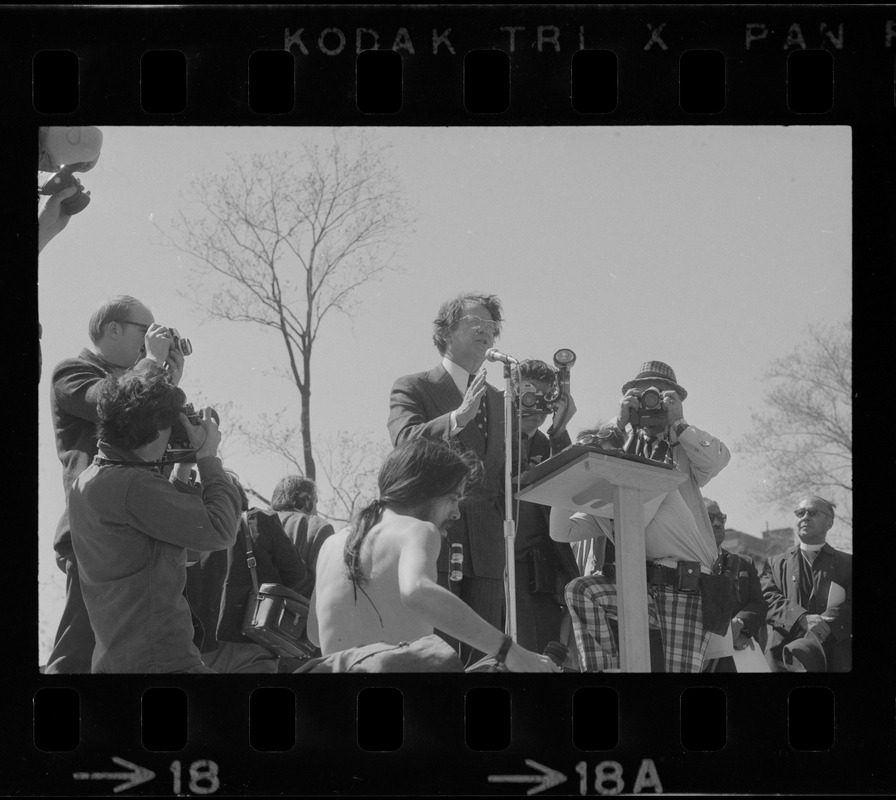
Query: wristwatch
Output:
[[673, 420, 689, 438], [492, 634, 513, 666]]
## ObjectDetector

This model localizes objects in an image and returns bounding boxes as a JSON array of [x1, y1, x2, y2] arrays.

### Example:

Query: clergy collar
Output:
[[799, 542, 825, 552]]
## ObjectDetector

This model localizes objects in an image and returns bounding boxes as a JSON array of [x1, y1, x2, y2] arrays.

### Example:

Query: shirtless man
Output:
[[308, 438, 558, 672]]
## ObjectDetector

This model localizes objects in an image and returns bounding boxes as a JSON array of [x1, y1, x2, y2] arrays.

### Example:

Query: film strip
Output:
[[9, 3, 889, 796]]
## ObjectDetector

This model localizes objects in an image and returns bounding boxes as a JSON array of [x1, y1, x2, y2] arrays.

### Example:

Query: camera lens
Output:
[[641, 388, 662, 409], [520, 392, 539, 409]]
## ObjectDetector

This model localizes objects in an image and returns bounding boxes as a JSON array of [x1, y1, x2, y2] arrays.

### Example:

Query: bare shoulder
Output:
[[389, 515, 441, 548]]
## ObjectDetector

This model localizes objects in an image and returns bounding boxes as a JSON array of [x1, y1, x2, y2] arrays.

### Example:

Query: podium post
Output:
[[613, 482, 650, 671], [516, 446, 687, 673]]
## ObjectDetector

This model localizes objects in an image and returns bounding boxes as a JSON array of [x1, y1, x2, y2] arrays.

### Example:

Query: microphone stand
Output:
[[502, 361, 519, 643]]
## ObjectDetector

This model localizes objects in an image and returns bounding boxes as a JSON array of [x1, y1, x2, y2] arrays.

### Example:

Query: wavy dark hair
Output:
[[516, 358, 556, 388], [431, 292, 503, 355], [96, 366, 185, 451], [270, 475, 317, 513], [344, 438, 479, 595]]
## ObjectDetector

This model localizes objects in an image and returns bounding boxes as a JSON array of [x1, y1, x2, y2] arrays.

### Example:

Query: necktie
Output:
[[467, 373, 488, 441]]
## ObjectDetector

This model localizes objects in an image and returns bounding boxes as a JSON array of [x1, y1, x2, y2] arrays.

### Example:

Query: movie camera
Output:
[[516, 348, 576, 416], [167, 403, 219, 459]]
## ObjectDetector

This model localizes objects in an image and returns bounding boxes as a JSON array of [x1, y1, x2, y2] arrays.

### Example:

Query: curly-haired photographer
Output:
[[67, 366, 241, 673]]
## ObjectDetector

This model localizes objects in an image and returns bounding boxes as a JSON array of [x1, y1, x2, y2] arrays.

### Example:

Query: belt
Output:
[[652, 557, 712, 575], [601, 560, 709, 591]]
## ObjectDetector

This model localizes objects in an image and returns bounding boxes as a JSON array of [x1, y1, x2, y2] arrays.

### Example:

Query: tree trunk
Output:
[[301, 355, 316, 481]]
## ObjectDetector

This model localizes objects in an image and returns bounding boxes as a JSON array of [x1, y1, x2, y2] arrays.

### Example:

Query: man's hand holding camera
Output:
[[546, 390, 577, 438], [182, 407, 221, 461], [617, 387, 683, 430], [37, 185, 80, 253], [143, 324, 185, 385]]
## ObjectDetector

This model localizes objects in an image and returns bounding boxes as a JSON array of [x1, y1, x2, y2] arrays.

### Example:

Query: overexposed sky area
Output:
[[37, 126, 851, 655]]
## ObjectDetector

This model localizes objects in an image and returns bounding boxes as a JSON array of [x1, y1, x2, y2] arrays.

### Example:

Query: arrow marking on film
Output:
[[488, 759, 567, 795], [73, 756, 156, 793]]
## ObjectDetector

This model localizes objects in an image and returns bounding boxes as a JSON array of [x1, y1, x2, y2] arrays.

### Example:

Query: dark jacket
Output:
[[187, 508, 307, 648], [388, 364, 505, 580], [51, 349, 164, 556], [760, 543, 852, 671], [720, 549, 768, 648], [277, 510, 336, 597], [513, 428, 579, 583]]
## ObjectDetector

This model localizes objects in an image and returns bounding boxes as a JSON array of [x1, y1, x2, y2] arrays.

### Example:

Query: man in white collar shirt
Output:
[[388, 293, 506, 666], [760, 495, 852, 672], [551, 361, 731, 672]]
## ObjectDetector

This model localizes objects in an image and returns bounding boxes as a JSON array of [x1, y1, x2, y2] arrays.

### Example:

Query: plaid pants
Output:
[[565, 574, 709, 672]]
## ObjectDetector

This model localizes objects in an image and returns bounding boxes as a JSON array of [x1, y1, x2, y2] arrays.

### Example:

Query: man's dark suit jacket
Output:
[[514, 427, 579, 581], [760, 543, 852, 671], [388, 363, 506, 580], [721, 549, 768, 650]]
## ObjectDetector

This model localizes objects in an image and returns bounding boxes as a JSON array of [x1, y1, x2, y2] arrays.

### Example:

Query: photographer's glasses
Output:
[[708, 512, 727, 524], [457, 315, 499, 335], [115, 320, 150, 333], [793, 508, 831, 520]]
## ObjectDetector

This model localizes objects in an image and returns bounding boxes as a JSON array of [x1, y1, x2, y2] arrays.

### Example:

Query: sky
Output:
[[37, 125, 852, 658]]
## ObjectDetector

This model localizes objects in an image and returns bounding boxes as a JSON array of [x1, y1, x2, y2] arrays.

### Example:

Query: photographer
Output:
[[45, 295, 186, 673], [67, 366, 241, 673], [510, 359, 580, 654], [552, 361, 730, 672]]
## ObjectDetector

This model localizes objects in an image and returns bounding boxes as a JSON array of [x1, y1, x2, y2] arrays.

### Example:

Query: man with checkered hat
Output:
[[552, 361, 731, 672]]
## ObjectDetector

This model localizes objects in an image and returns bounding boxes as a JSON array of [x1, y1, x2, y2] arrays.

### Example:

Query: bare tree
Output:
[[161, 131, 410, 480], [314, 430, 391, 525], [739, 318, 852, 530]]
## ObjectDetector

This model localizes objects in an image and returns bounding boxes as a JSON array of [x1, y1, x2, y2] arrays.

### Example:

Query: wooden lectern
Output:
[[516, 445, 687, 672]]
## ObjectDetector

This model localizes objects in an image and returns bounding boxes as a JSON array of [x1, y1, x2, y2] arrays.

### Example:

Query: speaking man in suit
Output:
[[388, 292, 506, 664], [760, 495, 852, 672]]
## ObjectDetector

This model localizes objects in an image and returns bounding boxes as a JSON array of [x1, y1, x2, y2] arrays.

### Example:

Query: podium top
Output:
[[515, 444, 687, 516]]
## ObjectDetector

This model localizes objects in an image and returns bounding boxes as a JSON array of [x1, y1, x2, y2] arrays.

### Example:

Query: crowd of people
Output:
[[43, 289, 852, 674]]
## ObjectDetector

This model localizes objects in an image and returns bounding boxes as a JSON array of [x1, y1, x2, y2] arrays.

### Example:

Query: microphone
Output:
[[485, 348, 518, 365]]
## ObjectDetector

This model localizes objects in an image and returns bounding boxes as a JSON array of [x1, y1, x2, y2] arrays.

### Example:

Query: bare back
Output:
[[310, 513, 440, 655]]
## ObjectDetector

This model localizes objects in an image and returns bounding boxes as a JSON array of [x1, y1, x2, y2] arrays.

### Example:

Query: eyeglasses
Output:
[[793, 508, 832, 520], [708, 513, 727, 524], [114, 320, 150, 333], [457, 315, 499, 334]]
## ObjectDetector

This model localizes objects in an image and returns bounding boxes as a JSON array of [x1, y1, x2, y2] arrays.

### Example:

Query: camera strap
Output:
[[94, 456, 158, 468], [93, 450, 198, 468]]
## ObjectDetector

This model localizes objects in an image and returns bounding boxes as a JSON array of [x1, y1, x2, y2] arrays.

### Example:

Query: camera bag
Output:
[[239, 522, 316, 658]]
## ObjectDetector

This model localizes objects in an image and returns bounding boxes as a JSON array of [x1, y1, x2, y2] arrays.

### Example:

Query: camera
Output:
[[517, 376, 560, 417], [38, 165, 91, 215], [630, 386, 668, 429], [165, 328, 193, 357], [167, 403, 219, 458]]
